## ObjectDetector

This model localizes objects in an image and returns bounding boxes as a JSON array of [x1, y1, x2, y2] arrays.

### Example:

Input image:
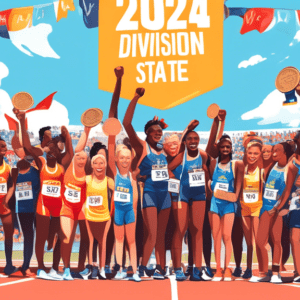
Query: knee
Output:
[[290, 234, 299, 245], [222, 233, 231, 244]]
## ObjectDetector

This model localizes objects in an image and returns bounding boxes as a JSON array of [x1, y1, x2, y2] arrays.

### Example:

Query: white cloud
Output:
[[0, 62, 9, 86], [290, 30, 300, 46], [238, 55, 267, 69], [279, 56, 289, 63], [241, 89, 300, 127], [9, 23, 60, 59]]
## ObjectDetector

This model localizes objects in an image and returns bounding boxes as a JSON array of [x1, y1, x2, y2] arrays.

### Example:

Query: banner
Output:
[[98, 0, 224, 110]]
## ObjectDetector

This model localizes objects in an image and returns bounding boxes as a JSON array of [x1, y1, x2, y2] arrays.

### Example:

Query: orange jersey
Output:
[[0, 161, 11, 200]]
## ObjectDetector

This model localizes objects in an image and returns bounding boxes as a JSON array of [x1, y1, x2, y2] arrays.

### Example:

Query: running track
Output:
[[1, 267, 300, 300]]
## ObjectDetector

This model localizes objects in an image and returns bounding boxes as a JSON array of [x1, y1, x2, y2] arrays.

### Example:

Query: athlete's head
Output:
[[39, 126, 52, 148], [115, 145, 132, 170], [122, 137, 132, 151], [53, 135, 65, 152], [90, 142, 107, 160], [246, 139, 263, 166], [262, 145, 273, 161], [273, 142, 293, 163], [286, 139, 296, 153], [17, 158, 31, 170], [163, 134, 180, 157], [144, 120, 163, 144], [74, 151, 88, 170], [91, 154, 106, 177], [217, 134, 232, 160], [0, 138, 7, 157], [184, 131, 200, 151], [46, 139, 60, 162]]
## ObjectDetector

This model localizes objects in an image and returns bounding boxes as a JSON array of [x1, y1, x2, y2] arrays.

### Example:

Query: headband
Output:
[[246, 139, 263, 150], [144, 116, 168, 134]]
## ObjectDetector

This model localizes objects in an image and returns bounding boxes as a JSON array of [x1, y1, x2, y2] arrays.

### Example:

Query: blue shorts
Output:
[[210, 196, 234, 217], [143, 190, 171, 212], [172, 196, 206, 206], [114, 208, 135, 226], [259, 205, 273, 217], [289, 210, 300, 229]]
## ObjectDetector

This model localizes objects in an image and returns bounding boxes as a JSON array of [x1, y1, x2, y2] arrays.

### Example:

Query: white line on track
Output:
[[169, 275, 178, 300], [282, 284, 300, 288], [0, 278, 35, 287]]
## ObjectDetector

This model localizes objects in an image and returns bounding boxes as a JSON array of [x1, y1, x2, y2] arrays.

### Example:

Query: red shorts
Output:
[[0, 199, 10, 216], [36, 199, 62, 217], [60, 202, 83, 220]]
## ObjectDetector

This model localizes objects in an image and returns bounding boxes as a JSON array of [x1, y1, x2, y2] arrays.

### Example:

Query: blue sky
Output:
[[1, 0, 300, 132]]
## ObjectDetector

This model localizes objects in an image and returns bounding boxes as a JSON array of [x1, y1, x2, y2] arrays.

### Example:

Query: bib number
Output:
[[151, 165, 169, 181], [64, 187, 81, 203], [0, 182, 7, 195], [15, 182, 33, 201], [42, 181, 61, 198], [168, 179, 180, 193], [87, 195, 103, 207], [243, 192, 259, 203], [263, 188, 278, 201], [115, 192, 130, 203], [214, 182, 229, 192], [188, 171, 205, 187]]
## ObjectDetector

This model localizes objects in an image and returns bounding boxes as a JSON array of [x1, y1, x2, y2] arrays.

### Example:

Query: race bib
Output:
[[0, 182, 7, 195], [114, 191, 130, 203], [214, 182, 229, 192], [243, 191, 259, 203], [15, 182, 33, 201], [151, 165, 169, 181], [168, 179, 180, 194], [188, 170, 205, 187], [42, 180, 61, 198], [87, 195, 103, 207], [263, 188, 278, 201], [64, 186, 81, 203]]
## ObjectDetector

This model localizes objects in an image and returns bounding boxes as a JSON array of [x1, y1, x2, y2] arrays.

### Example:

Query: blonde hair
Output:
[[91, 154, 106, 166]]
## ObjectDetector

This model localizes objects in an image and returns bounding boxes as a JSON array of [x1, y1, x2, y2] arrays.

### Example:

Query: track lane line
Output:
[[0, 278, 35, 287], [169, 275, 178, 300]]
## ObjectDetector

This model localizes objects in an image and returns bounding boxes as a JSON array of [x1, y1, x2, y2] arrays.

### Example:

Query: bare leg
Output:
[[221, 213, 235, 269]]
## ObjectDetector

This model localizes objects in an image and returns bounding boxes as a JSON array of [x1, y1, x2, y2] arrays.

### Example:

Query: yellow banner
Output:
[[57, 0, 75, 22], [8, 7, 33, 32], [98, 0, 223, 109]]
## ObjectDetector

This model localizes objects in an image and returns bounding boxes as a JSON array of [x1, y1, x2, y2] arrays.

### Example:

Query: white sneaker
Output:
[[114, 271, 123, 280], [250, 275, 271, 283], [293, 275, 300, 283], [48, 268, 63, 281], [270, 274, 282, 284], [37, 269, 55, 280], [249, 276, 260, 283], [201, 269, 212, 281], [132, 273, 141, 282]]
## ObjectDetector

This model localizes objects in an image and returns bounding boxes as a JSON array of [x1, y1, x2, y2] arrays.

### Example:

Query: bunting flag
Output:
[[0, 1, 74, 58], [26, 92, 56, 113], [226, 6, 300, 35], [4, 114, 18, 132], [79, 0, 98, 29]]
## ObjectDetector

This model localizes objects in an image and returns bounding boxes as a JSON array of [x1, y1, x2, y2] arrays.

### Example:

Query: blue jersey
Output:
[[139, 143, 169, 192], [262, 163, 286, 207], [15, 166, 40, 213], [211, 160, 235, 200], [114, 168, 133, 211], [179, 149, 205, 201]]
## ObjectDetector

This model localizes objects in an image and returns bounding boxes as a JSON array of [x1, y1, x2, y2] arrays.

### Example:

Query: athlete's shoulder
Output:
[[107, 177, 115, 189]]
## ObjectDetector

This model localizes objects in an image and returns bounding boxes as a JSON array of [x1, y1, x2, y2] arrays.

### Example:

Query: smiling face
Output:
[[116, 148, 131, 170], [246, 145, 262, 166], [262, 145, 272, 161], [163, 135, 180, 157], [147, 125, 163, 144], [92, 156, 106, 177], [218, 140, 232, 157], [186, 131, 200, 151], [272, 144, 285, 162], [0, 140, 7, 158], [74, 151, 87, 169]]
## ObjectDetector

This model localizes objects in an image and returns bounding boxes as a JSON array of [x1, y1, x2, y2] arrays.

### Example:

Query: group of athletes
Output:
[[0, 66, 300, 283]]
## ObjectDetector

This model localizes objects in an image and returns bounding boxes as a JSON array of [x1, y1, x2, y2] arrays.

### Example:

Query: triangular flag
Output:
[[26, 91, 57, 113], [4, 114, 18, 131], [56, 0, 75, 22]]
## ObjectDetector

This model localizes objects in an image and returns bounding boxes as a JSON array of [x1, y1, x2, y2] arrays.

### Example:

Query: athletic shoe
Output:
[[63, 268, 74, 281], [232, 267, 242, 278], [205, 266, 214, 278], [201, 268, 212, 281], [132, 273, 142, 282], [105, 265, 112, 274], [90, 266, 99, 279], [293, 275, 300, 283], [267, 270, 273, 277], [4, 265, 18, 276], [270, 274, 282, 284], [76, 264, 92, 280], [223, 268, 232, 282], [190, 267, 205, 281], [127, 266, 134, 277], [48, 268, 63, 281], [97, 268, 106, 280], [139, 265, 150, 278], [184, 266, 193, 277], [175, 269, 188, 281], [37, 269, 53, 280], [121, 267, 128, 279], [114, 271, 124, 280], [242, 268, 252, 279], [153, 268, 165, 280], [212, 268, 223, 282], [249, 275, 270, 283], [249, 276, 260, 283]]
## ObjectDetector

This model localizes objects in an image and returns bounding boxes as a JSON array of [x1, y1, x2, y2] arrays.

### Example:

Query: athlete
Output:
[[209, 135, 243, 281], [240, 137, 263, 279], [251, 142, 293, 283]]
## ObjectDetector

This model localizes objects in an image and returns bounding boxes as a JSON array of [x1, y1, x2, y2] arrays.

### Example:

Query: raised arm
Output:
[[206, 110, 226, 158], [122, 88, 145, 159], [178, 119, 199, 154], [109, 66, 124, 119], [107, 135, 117, 179], [60, 126, 74, 170], [75, 126, 91, 153]]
